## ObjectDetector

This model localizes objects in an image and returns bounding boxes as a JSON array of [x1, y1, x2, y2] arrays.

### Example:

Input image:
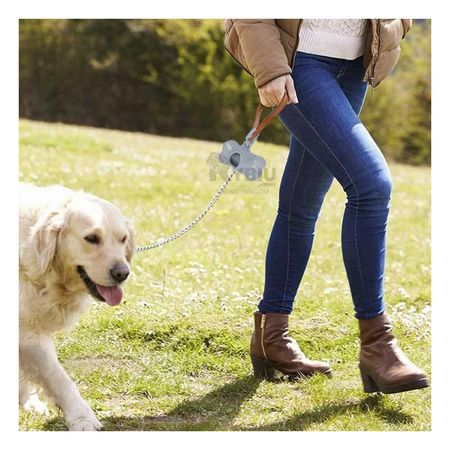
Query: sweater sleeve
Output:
[[233, 19, 292, 88]]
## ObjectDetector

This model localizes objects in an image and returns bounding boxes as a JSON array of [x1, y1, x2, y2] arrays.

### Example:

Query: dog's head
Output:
[[28, 192, 135, 306]]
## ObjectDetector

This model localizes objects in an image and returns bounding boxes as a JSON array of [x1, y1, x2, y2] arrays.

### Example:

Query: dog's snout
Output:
[[110, 262, 130, 283]]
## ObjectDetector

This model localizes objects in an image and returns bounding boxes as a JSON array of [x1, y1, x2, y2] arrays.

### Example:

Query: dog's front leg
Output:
[[19, 334, 102, 431]]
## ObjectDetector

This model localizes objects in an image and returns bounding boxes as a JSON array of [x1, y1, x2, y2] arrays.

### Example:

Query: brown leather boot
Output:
[[250, 312, 332, 380], [359, 312, 430, 394]]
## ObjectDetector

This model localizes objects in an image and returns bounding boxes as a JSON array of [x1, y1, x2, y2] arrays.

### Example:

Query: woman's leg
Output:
[[338, 56, 428, 393], [252, 143, 335, 379], [259, 136, 333, 314]]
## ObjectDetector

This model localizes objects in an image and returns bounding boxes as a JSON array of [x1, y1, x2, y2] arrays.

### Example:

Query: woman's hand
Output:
[[258, 74, 299, 107]]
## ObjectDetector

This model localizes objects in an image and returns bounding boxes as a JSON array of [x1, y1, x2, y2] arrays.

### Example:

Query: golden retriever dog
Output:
[[19, 183, 135, 430]]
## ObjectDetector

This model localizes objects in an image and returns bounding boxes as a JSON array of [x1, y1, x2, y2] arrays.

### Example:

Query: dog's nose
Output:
[[110, 262, 130, 283]]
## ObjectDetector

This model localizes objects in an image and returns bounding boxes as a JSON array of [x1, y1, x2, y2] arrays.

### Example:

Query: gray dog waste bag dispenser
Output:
[[219, 94, 290, 181], [219, 132, 266, 182]]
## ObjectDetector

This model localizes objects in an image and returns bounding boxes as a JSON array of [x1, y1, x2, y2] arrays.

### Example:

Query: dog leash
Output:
[[136, 94, 290, 253], [136, 169, 235, 253], [249, 94, 290, 141]]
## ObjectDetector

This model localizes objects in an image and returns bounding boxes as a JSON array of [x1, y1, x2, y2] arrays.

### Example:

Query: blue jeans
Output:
[[259, 51, 392, 320]]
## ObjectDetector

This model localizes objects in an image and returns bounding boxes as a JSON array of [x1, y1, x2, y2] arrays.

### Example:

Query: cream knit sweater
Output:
[[298, 19, 368, 60]]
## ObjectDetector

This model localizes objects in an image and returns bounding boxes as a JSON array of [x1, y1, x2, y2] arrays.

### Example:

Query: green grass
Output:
[[19, 119, 431, 431]]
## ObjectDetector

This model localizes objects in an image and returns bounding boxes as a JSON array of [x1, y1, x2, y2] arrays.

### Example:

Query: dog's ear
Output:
[[124, 217, 136, 263], [27, 208, 66, 278]]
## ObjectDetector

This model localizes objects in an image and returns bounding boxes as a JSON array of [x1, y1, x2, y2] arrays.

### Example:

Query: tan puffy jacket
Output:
[[224, 19, 412, 88]]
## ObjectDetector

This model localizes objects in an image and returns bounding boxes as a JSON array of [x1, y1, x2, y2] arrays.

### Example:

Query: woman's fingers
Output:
[[259, 93, 272, 107], [258, 75, 287, 106], [259, 90, 280, 107], [285, 76, 299, 104], [258, 75, 299, 107]]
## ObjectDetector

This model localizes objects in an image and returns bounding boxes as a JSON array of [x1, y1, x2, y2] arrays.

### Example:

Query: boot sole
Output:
[[251, 355, 332, 381], [359, 365, 430, 394]]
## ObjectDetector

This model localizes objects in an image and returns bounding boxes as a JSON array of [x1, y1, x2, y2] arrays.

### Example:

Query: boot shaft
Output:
[[358, 312, 394, 346], [358, 312, 429, 393], [250, 312, 331, 377], [251, 312, 291, 360]]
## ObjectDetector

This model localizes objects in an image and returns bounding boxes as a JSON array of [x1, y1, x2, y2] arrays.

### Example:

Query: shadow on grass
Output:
[[39, 375, 261, 431], [40, 380, 414, 431], [250, 394, 414, 431], [101, 375, 261, 431], [39, 377, 414, 431]]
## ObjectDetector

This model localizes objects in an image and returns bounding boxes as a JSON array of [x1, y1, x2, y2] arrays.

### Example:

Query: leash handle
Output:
[[248, 93, 290, 142]]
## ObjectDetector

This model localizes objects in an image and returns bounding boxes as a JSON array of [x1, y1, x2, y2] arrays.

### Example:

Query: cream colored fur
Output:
[[19, 183, 135, 431]]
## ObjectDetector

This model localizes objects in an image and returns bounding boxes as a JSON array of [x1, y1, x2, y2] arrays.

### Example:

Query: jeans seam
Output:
[[287, 105, 366, 292], [281, 145, 306, 309]]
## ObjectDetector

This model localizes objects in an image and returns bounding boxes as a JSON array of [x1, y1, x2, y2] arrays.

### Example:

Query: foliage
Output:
[[19, 19, 431, 164]]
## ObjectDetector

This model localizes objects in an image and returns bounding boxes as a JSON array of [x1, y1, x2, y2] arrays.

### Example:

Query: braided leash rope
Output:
[[135, 169, 235, 253], [135, 94, 289, 254]]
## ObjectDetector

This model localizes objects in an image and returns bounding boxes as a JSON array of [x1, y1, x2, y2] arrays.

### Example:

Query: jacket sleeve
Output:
[[401, 19, 412, 38], [233, 19, 292, 88]]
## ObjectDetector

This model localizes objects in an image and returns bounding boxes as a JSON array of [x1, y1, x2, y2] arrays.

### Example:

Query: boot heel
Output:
[[251, 355, 276, 380], [359, 365, 379, 393]]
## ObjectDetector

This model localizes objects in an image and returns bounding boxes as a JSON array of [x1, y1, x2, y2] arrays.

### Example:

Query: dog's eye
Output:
[[84, 234, 100, 245], [121, 235, 127, 244]]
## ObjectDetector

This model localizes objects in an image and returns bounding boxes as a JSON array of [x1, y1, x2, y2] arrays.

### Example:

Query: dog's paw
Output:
[[22, 393, 49, 415], [66, 403, 103, 431], [69, 416, 103, 431]]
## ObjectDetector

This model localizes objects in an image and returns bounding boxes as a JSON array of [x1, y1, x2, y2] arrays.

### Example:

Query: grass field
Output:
[[19, 119, 431, 431]]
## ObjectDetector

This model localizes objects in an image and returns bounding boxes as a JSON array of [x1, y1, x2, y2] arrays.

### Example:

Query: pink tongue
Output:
[[96, 285, 123, 306]]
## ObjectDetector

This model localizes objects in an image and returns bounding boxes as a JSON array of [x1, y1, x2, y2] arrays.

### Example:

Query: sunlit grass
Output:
[[19, 119, 431, 431]]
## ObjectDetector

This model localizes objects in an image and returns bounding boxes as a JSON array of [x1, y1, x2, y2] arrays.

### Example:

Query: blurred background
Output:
[[19, 19, 431, 165]]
